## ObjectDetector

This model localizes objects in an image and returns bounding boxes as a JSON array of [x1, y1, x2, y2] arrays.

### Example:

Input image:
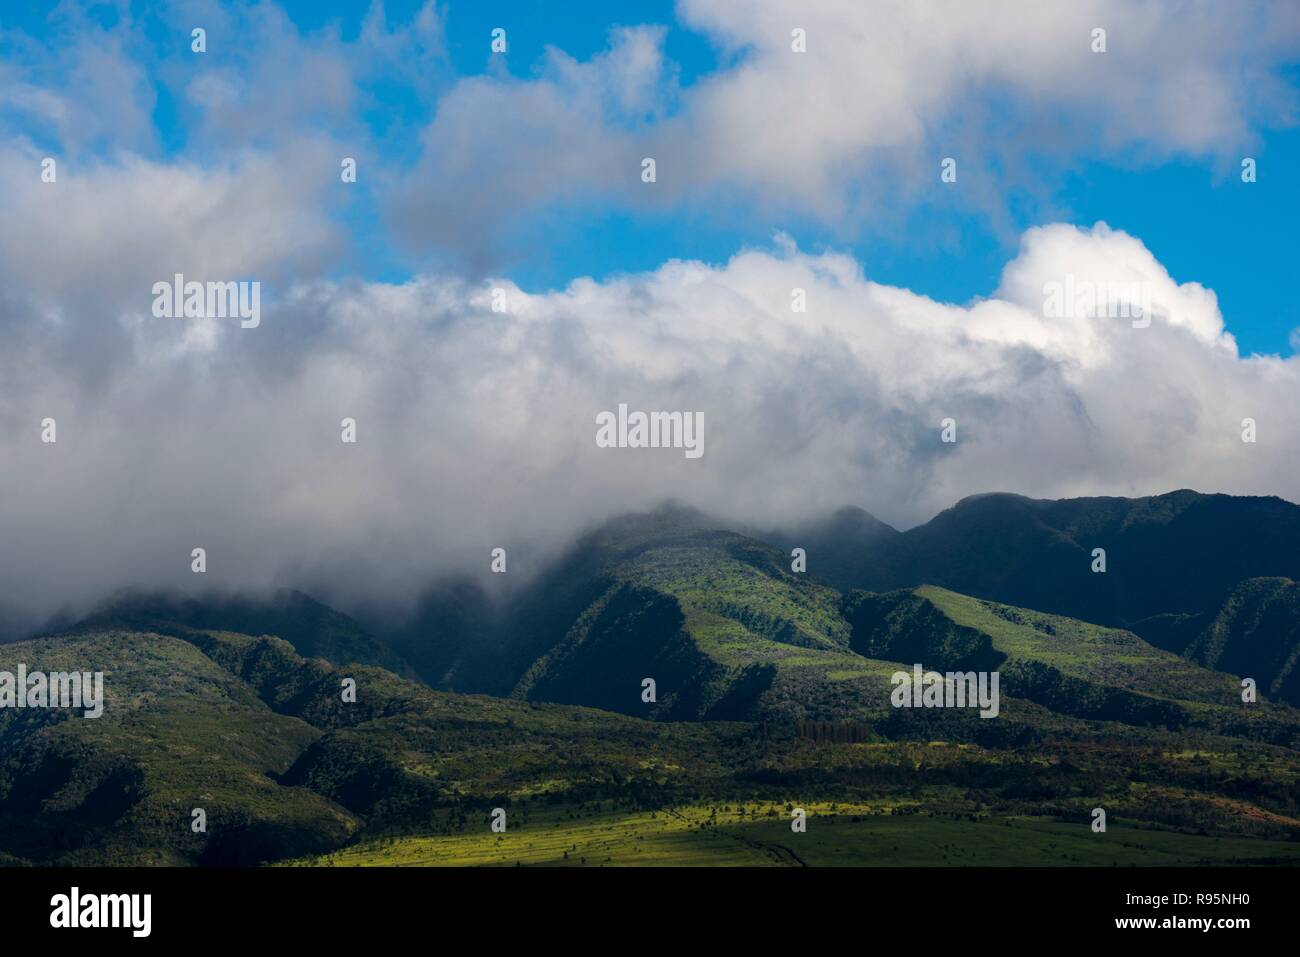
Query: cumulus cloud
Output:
[[0, 141, 343, 398], [0, 10, 158, 157], [393, 0, 1300, 254], [2, 222, 1298, 628], [165, 0, 448, 149], [389, 24, 677, 265]]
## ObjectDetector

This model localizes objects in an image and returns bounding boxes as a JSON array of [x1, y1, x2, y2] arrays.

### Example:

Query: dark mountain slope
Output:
[[762, 505, 901, 592], [810, 490, 1300, 627], [1133, 577, 1300, 708], [78, 588, 405, 672], [382, 577, 501, 689]]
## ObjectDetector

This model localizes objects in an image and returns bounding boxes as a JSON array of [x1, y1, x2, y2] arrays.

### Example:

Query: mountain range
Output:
[[3, 488, 1299, 866], [398, 490, 1300, 711]]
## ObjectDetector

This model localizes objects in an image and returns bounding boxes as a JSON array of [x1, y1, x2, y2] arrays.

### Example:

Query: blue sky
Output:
[[3, 0, 1297, 354]]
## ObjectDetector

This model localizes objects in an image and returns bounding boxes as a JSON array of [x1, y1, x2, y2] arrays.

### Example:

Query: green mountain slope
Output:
[[4, 605, 1299, 866], [0, 629, 358, 865], [402, 504, 1300, 748], [7, 498, 1300, 866], [1185, 578, 1300, 705], [211, 614, 1300, 865], [843, 585, 1297, 743], [0, 622, 772, 860], [421, 505, 871, 722], [1134, 577, 1300, 708]]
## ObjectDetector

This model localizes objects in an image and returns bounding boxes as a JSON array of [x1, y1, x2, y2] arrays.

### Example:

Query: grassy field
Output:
[[282, 802, 1300, 867]]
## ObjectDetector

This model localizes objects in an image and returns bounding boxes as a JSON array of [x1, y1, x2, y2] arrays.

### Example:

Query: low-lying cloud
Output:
[[2, 222, 1297, 628]]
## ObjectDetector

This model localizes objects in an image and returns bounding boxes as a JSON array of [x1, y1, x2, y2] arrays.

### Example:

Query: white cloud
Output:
[[392, 0, 1300, 251], [390, 24, 675, 260], [2, 222, 1297, 626], [0, 27, 157, 157]]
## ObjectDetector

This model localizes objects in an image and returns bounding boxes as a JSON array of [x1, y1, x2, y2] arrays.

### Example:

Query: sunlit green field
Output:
[[281, 803, 1300, 867]]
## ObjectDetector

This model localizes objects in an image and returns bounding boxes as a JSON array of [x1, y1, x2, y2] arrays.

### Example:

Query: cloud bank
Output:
[[3, 222, 1298, 626], [1, 1, 1299, 628]]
